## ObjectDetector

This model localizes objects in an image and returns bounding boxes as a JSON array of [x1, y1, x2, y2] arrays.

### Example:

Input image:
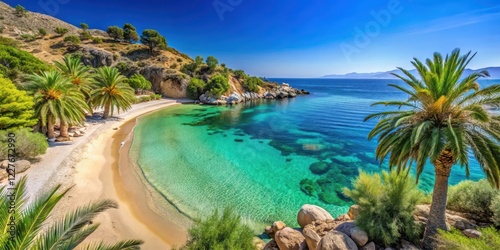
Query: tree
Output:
[[123, 23, 139, 43], [90, 67, 135, 119], [54, 27, 69, 36], [38, 28, 47, 37], [365, 49, 500, 249], [0, 76, 37, 130], [234, 70, 247, 80], [80, 22, 89, 30], [244, 76, 263, 92], [0, 176, 144, 249], [127, 73, 152, 94], [140, 29, 167, 54], [106, 26, 124, 41], [54, 55, 92, 103], [15, 5, 27, 17], [186, 78, 206, 100], [63, 35, 81, 51], [206, 74, 229, 97], [25, 71, 89, 140], [195, 56, 204, 66], [206, 56, 218, 71]]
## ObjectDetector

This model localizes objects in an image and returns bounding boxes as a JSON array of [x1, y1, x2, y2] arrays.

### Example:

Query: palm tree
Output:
[[54, 55, 92, 103], [0, 177, 143, 249], [365, 49, 500, 249], [25, 71, 90, 140], [90, 67, 135, 119]]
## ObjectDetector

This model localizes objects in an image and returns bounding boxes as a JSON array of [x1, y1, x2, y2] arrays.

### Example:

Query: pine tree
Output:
[[0, 76, 37, 130]]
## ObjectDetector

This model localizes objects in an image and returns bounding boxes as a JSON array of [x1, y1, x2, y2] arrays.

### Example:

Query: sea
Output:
[[129, 78, 498, 229]]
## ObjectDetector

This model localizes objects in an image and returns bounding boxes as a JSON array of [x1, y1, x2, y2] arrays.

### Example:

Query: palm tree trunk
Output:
[[102, 101, 111, 119], [59, 120, 70, 139], [47, 116, 55, 139], [422, 149, 454, 250]]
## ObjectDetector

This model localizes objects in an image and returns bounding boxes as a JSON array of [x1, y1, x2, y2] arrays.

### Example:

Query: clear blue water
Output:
[[130, 78, 497, 229]]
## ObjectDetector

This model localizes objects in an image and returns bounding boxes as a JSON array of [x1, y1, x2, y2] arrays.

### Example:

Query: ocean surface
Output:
[[130, 78, 497, 229]]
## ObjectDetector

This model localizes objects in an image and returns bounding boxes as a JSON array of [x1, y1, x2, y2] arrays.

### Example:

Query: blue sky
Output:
[[6, 0, 500, 77]]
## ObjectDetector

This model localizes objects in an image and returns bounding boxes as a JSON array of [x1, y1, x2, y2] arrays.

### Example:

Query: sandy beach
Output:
[[20, 99, 193, 249]]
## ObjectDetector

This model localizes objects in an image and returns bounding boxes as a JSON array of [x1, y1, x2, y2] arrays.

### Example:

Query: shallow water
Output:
[[131, 78, 495, 228]]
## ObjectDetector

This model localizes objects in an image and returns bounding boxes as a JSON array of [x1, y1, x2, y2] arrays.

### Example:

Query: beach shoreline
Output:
[[18, 99, 192, 249]]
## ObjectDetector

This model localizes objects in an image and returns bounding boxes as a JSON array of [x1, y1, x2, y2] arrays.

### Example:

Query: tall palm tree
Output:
[[365, 49, 500, 249], [54, 55, 92, 103], [25, 71, 90, 140], [0, 176, 143, 249], [90, 67, 135, 119]]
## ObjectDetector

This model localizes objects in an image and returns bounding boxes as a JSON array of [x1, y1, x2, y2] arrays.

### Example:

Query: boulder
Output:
[[15, 160, 31, 174], [297, 204, 334, 228], [304, 219, 339, 237], [275, 227, 306, 250], [303, 228, 321, 250], [1, 160, 8, 169], [309, 161, 330, 175], [414, 205, 477, 230], [263, 239, 279, 250], [265, 226, 274, 237], [350, 227, 369, 246], [334, 221, 356, 236], [272, 221, 286, 234], [347, 205, 361, 220], [401, 240, 419, 250], [317, 230, 357, 250], [463, 229, 481, 238], [278, 91, 289, 99], [79, 46, 114, 68], [335, 214, 351, 221], [227, 92, 242, 104], [362, 242, 376, 250]]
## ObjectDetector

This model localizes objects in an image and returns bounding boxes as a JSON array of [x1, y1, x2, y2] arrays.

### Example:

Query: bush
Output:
[[64, 35, 81, 45], [15, 5, 27, 17], [437, 227, 500, 250], [21, 34, 36, 42], [343, 170, 423, 246], [0, 36, 18, 47], [234, 69, 247, 80], [128, 73, 152, 93], [244, 76, 263, 92], [80, 23, 89, 30], [206, 75, 229, 97], [138, 96, 151, 102], [149, 93, 161, 100], [107, 26, 124, 41], [187, 78, 206, 100], [176, 58, 183, 63], [170, 63, 178, 69], [206, 56, 218, 71], [0, 128, 48, 160], [182, 208, 255, 250], [490, 194, 500, 226], [54, 27, 69, 36], [80, 30, 92, 40], [447, 180, 499, 220], [91, 36, 103, 44], [0, 44, 49, 80], [0, 76, 37, 130], [38, 28, 47, 37]]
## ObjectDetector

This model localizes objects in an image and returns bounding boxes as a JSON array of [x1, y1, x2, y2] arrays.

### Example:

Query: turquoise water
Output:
[[131, 78, 497, 229]]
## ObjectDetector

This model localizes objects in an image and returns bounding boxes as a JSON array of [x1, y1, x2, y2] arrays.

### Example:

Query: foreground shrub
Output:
[[343, 170, 423, 246], [182, 208, 255, 250], [0, 128, 48, 160], [437, 227, 500, 250], [206, 75, 229, 97], [187, 78, 206, 100], [447, 180, 499, 220]]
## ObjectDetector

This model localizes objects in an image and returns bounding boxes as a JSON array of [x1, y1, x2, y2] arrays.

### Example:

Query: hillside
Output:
[[0, 2, 287, 99], [323, 67, 500, 79]]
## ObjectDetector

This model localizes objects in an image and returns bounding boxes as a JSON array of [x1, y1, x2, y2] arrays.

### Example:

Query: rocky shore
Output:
[[199, 83, 310, 105], [259, 204, 489, 250]]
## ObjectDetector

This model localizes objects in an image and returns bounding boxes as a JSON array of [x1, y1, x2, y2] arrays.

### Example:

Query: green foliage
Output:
[[0, 44, 50, 80], [177, 58, 183, 63], [20, 34, 36, 42], [140, 29, 167, 53], [80, 30, 92, 41], [447, 180, 499, 219], [0, 128, 47, 159], [54, 27, 69, 36], [123, 23, 139, 43], [0, 176, 144, 249], [182, 208, 255, 250], [187, 78, 206, 100], [106, 26, 124, 41], [234, 70, 247, 80], [0, 76, 37, 130], [38, 28, 47, 37], [343, 170, 423, 246], [15, 4, 27, 17], [0, 27, 4, 33], [80, 23, 89, 30], [170, 63, 178, 69], [206, 74, 229, 97], [437, 227, 500, 250], [127, 73, 152, 93], [138, 95, 151, 102], [64, 35, 81, 45], [195, 56, 204, 66], [206, 56, 218, 71], [91, 36, 103, 44], [0, 36, 18, 47], [244, 76, 263, 92], [492, 195, 500, 226]]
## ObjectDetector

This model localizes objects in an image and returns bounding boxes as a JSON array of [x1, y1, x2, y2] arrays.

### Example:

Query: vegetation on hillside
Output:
[[0, 44, 50, 80], [0, 76, 37, 129], [127, 73, 152, 94], [206, 74, 230, 97], [0, 128, 47, 159], [140, 29, 167, 54], [365, 49, 500, 249]]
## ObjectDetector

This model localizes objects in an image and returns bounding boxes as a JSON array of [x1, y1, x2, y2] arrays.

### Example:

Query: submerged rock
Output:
[[309, 161, 330, 175]]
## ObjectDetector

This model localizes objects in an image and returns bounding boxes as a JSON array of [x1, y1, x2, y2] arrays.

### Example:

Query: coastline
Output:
[[20, 99, 192, 249]]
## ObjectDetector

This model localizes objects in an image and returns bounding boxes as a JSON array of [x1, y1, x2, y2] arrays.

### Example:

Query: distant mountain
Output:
[[323, 67, 500, 79]]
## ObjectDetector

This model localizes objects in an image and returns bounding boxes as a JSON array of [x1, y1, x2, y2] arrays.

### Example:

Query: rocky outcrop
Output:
[[414, 205, 479, 230], [275, 227, 306, 250], [79, 46, 114, 68], [297, 204, 334, 228], [302, 228, 321, 250], [141, 66, 188, 98], [463, 229, 481, 238], [317, 230, 358, 250]]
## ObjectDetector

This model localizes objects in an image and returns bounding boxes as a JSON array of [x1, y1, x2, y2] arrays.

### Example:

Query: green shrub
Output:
[[182, 208, 255, 250], [206, 56, 218, 71], [176, 58, 183, 63], [0, 128, 48, 160], [80, 30, 92, 40], [128, 73, 152, 93], [234, 70, 247, 80], [148, 93, 161, 100], [38, 28, 47, 37], [138, 96, 151, 102], [21, 34, 36, 42], [0, 37, 17, 47], [206, 75, 229, 97], [91, 36, 103, 44], [491, 194, 500, 226], [187, 78, 206, 100], [170, 63, 178, 69], [244, 77, 263, 92], [54, 27, 69, 36], [437, 227, 500, 250], [0, 44, 50, 80], [343, 170, 423, 246], [0, 76, 37, 130], [447, 180, 499, 219], [15, 5, 27, 17]]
